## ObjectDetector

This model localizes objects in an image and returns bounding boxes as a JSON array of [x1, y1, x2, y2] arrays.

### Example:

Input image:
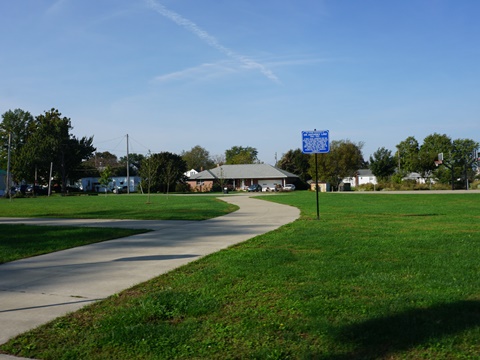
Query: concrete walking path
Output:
[[0, 195, 299, 355]]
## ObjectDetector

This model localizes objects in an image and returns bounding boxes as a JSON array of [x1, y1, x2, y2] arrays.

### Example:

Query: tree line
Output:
[[2, 108, 478, 194], [370, 134, 479, 189], [0, 108, 264, 195], [277, 135, 479, 190]]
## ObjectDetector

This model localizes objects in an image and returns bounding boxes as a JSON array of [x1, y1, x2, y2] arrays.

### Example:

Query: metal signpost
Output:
[[302, 130, 330, 220]]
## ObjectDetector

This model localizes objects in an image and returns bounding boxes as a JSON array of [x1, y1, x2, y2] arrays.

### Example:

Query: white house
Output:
[[343, 169, 378, 187], [343, 169, 432, 188], [184, 169, 198, 178], [402, 172, 429, 184], [77, 176, 141, 193]]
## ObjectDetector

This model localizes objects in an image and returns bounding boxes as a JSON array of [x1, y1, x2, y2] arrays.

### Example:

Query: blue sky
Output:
[[1, 0, 479, 165]]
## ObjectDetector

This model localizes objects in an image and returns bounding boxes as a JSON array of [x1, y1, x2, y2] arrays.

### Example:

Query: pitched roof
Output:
[[357, 169, 374, 177], [189, 164, 299, 180]]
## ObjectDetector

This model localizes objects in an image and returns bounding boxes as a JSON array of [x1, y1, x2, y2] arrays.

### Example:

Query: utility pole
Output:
[[6, 133, 11, 200], [126, 134, 130, 194]]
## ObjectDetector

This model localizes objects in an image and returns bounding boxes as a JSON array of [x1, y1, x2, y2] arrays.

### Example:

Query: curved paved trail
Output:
[[0, 195, 300, 355]]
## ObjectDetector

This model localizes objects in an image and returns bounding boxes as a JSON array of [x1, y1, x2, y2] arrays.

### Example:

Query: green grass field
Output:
[[0, 225, 150, 264], [0, 194, 237, 263], [1, 192, 480, 359], [0, 193, 238, 220]]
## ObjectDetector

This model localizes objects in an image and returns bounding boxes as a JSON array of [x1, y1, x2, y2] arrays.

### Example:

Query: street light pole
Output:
[[6, 133, 11, 200]]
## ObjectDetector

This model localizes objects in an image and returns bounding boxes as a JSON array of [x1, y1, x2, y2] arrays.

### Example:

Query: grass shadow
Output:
[[324, 300, 480, 359]]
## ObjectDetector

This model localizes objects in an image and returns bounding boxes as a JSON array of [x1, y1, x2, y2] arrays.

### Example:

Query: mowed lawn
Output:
[[0, 193, 238, 220], [1, 192, 480, 359], [0, 225, 151, 264], [0, 194, 238, 263]]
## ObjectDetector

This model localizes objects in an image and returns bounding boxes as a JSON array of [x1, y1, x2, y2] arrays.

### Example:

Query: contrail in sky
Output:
[[145, 0, 280, 83]]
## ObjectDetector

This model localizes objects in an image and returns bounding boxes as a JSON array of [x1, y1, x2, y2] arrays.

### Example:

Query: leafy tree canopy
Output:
[[138, 151, 160, 201], [99, 165, 113, 195], [119, 153, 145, 176], [395, 136, 419, 175], [225, 146, 259, 164], [309, 140, 364, 190], [395, 133, 479, 188], [181, 145, 214, 171], [0, 109, 34, 169], [417, 133, 452, 178], [278, 148, 311, 182], [369, 147, 396, 181], [6, 108, 95, 192], [139, 151, 187, 194]]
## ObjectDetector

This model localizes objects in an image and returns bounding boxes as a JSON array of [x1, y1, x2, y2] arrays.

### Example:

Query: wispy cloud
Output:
[[268, 56, 338, 67], [145, 0, 280, 84], [152, 62, 237, 83], [45, 0, 69, 16]]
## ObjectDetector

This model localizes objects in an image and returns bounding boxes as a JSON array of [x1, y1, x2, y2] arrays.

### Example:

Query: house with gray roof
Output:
[[187, 164, 299, 192], [354, 169, 378, 186]]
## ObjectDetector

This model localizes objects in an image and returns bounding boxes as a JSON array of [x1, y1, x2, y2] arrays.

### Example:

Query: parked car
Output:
[[66, 186, 81, 193], [113, 186, 128, 194], [262, 184, 282, 192], [12, 184, 28, 195], [283, 184, 296, 191], [247, 184, 262, 192], [25, 185, 48, 195]]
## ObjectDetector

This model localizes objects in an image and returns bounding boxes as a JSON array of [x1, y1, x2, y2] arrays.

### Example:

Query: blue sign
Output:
[[302, 130, 330, 154]]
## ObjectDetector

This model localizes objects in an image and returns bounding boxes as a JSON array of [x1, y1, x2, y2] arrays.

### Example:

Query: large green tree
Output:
[[138, 151, 160, 202], [181, 145, 214, 171], [453, 138, 479, 189], [119, 153, 145, 176], [369, 147, 396, 182], [139, 152, 187, 194], [309, 140, 364, 190], [225, 146, 259, 164], [437, 138, 479, 189], [0, 109, 35, 182], [278, 148, 311, 182], [14, 108, 95, 193], [417, 133, 452, 180], [83, 151, 123, 176], [395, 133, 479, 188], [395, 136, 420, 175]]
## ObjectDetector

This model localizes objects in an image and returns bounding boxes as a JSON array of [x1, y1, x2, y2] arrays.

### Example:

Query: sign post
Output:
[[302, 130, 330, 220]]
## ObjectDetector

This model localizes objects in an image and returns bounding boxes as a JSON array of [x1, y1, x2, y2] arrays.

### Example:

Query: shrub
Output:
[[390, 173, 404, 184], [354, 183, 380, 191], [211, 183, 223, 192], [355, 180, 445, 191], [175, 183, 191, 193], [431, 183, 452, 190], [471, 180, 480, 189]]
